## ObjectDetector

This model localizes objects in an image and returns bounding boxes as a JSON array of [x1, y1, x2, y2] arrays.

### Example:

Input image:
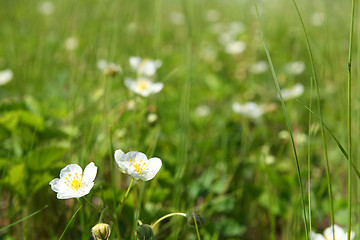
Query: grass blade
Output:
[[254, 2, 309, 238]]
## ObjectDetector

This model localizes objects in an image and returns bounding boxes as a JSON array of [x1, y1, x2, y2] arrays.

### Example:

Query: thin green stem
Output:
[[117, 178, 135, 216], [193, 214, 201, 240], [0, 205, 48, 232], [58, 203, 82, 240], [290, 0, 334, 237], [151, 213, 187, 228], [347, 0, 356, 238], [307, 77, 314, 240], [254, 2, 309, 239]]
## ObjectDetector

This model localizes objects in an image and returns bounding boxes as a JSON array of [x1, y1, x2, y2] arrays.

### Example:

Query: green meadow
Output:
[[0, 0, 358, 239]]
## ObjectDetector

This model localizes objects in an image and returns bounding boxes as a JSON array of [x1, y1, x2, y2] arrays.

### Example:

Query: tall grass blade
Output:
[[346, 0, 356, 236], [254, 2, 309, 239], [0, 205, 48, 232], [290, 0, 334, 237]]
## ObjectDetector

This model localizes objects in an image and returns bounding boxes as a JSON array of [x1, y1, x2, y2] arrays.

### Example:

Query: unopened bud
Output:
[[187, 213, 205, 227], [135, 224, 155, 240], [91, 223, 111, 240]]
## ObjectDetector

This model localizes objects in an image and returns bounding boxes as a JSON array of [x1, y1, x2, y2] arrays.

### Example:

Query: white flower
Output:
[[205, 9, 221, 22], [312, 224, 355, 240], [38, 1, 54, 15], [169, 11, 185, 25], [129, 56, 162, 77], [97, 59, 122, 76], [279, 83, 304, 100], [64, 36, 79, 51], [147, 113, 158, 123], [49, 162, 97, 199], [285, 61, 305, 75], [232, 102, 264, 118], [195, 105, 211, 117], [311, 12, 325, 26], [0, 69, 13, 86], [225, 41, 246, 55], [124, 77, 163, 97], [114, 149, 162, 181], [250, 61, 268, 74]]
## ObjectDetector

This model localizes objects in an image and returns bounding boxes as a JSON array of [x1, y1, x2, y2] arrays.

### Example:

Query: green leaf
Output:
[[2, 163, 26, 196], [216, 218, 246, 237], [0, 110, 44, 131], [26, 146, 67, 171]]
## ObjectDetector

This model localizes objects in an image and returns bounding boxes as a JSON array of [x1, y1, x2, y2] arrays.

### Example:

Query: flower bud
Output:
[[91, 223, 111, 240], [135, 224, 155, 240], [187, 213, 205, 227]]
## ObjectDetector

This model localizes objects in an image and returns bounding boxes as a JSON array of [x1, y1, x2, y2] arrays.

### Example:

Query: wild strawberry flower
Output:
[[49, 162, 97, 199], [97, 59, 122, 76], [124, 77, 163, 97], [284, 61, 305, 75], [129, 56, 162, 77], [279, 83, 304, 100], [312, 224, 354, 240], [114, 149, 162, 181], [232, 101, 264, 118], [224, 41, 246, 55], [0, 69, 13, 86]]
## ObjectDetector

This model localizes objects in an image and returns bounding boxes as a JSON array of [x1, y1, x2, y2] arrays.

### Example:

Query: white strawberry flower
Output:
[[114, 149, 162, 181], [232, 101, 264, 118], [0, 69, 13, 86], [124, 77, 163, 97], [279, 83, 304, 100], [49, 162, 97, 199], [129, 56, 162, 77], [312, 224, 354, 240]]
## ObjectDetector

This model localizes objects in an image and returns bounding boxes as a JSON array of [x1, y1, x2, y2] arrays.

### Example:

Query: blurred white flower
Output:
[[250, 60, 268, 74], [280, 83, 304, 100], [285, 61, 305, 75], [312, 224, 354, 240], [0, 69, 13, 86], [232, 102, 264, 118], [124, 77, 163, 97], [64, 36, 79, 51], [97, 59, 122, 76], [205, 9, 221, 22], [114, 149, 162, 181], [228, 21, 245, 35], [169, 11, 185, 25], [49, 162, 97, 199], [38, 1, 54, 15], [225, 41, 246, 55], [195, 105, 211, 117], [129, 56, 162, 77], [147, 113, 158, 123], [311, 12, 325, 26]]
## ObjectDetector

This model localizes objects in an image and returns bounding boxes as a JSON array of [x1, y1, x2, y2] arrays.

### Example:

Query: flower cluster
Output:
[[49, 150, 162, 199], [125, 56, 164, 97]]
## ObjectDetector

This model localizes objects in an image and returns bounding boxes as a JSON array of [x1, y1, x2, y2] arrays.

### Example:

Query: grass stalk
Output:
[[347, 0, 356, 237], [254, 2, 309, 238], [58, 203, 82, 240], [307, 77, 314, 239], [290, 0, 334, 237]]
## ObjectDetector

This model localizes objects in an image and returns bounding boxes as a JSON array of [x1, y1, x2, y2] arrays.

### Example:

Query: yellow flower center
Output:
[[65, 172, 83, 190], [136, 80, 149, 91], [129, 157, 148, 174]]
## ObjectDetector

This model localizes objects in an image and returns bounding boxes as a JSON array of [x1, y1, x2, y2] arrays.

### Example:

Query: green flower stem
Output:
[[151, 213, 187, 228], [58, 203, 82, 240], [193, 214, 201, 240], [117, 178, 135, 217]]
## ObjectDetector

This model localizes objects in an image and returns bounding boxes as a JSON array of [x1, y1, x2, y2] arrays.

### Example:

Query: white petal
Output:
[[124, 78, 136, 91], [311, 232, 325, 240], [97, 59, 108, 70], [59, 164, 82, 179], [115, 149, 130, 173], [82, 162, 97, 183], [0, 69, 13, 86], [150, 82, 163, 94], [129, 56, 141, 70], [139, 157, 162, 181], [324, 224, 346, 239], [49, 178, 68, 192], [232, 102, 242, 113]]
